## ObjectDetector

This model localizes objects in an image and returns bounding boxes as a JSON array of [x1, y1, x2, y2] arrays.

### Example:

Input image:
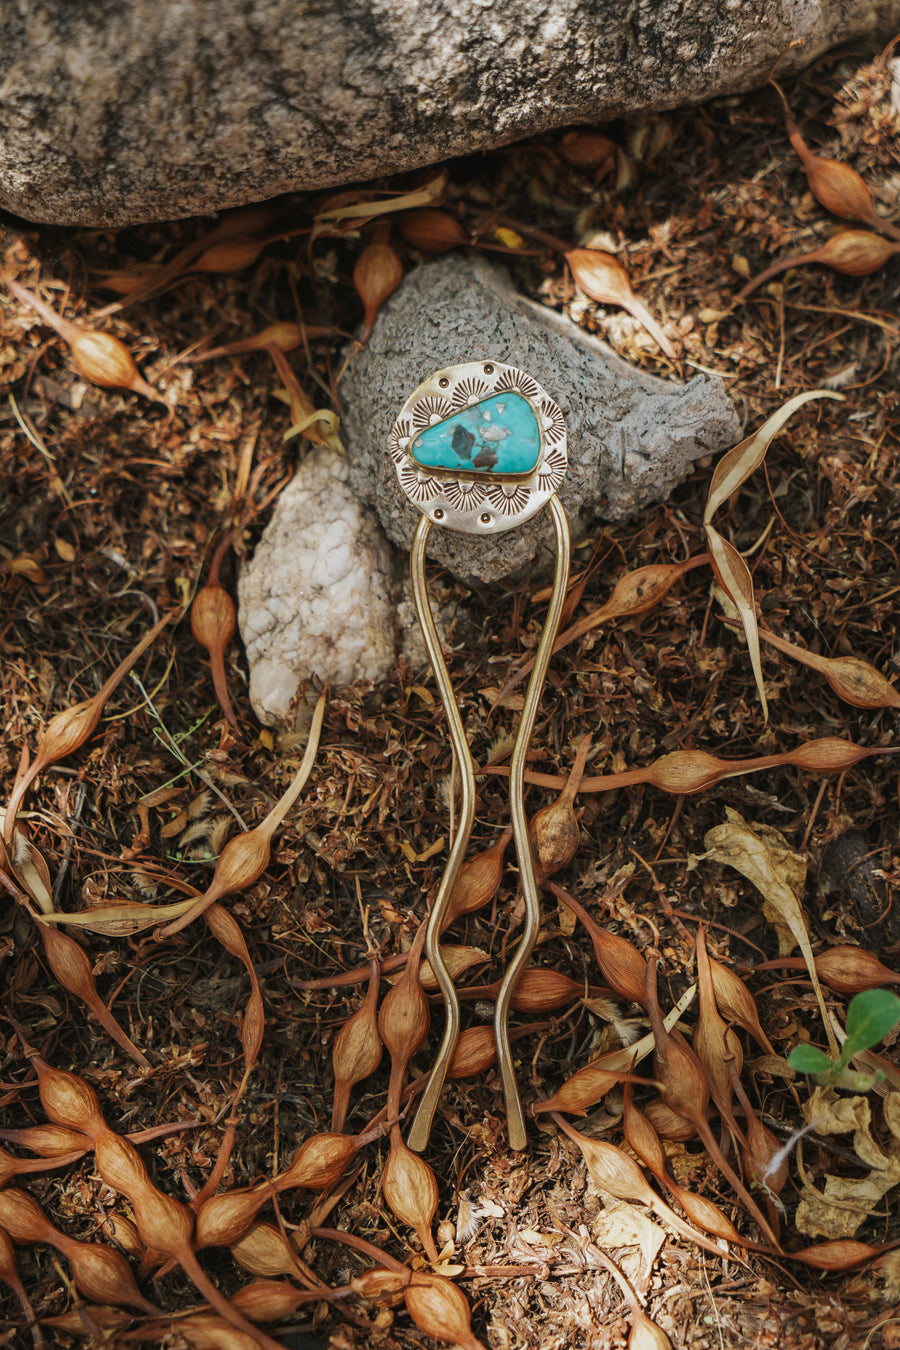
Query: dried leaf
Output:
[[704, 391, 844, 522], [702, 810, 835, 1052], [705, 526, 767, 721]]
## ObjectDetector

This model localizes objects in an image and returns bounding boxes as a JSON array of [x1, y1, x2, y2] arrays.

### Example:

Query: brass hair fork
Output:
[[389, 360, 571, 1152]]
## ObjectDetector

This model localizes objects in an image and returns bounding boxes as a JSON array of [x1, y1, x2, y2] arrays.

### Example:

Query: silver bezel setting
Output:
[[388, 360, 567, 535]]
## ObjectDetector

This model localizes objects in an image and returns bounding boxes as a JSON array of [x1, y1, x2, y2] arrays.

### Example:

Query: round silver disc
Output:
[[388, 360, 567, 535]]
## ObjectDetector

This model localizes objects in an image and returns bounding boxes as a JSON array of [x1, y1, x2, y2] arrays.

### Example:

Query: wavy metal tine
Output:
[[407, 515, 477, 1153], [494, 494, 570, 1149]]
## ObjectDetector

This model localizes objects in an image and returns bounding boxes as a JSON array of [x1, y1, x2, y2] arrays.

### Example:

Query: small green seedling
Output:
[[788, 988, 900, 1090]]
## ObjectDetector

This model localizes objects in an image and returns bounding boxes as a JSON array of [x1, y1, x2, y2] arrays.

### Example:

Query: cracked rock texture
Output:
[[341, 255, 740, 585], [3, 1, 899, 225], [237, 447, 394, 724]]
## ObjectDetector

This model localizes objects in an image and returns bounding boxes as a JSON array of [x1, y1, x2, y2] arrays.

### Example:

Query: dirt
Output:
[[1, 37, 900, 1350]]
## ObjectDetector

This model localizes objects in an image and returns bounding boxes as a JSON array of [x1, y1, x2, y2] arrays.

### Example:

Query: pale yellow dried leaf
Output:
[[705, 525, 768, 722], [312, 173, 447, 239], [703, 390, 845, 525], [40, 898, 195, 936], [702, 808, 835, 1051], [795, 1160, 900, 1239]]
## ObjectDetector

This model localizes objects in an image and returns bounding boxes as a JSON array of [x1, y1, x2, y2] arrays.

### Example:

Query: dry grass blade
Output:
[[158, 690, 326, 937], [312, 173, 446, 238], [705, 525, 768, 721], [703, 391, 844, 522]]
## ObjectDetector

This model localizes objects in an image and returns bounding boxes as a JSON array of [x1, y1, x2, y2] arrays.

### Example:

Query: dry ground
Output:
[[1, 38, 900, 1350]]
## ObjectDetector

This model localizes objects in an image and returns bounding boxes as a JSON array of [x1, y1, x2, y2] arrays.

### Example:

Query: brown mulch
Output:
[[1, 37, 900, 1350]]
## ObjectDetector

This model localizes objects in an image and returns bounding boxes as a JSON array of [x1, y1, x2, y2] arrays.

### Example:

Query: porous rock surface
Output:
[[237, 447, 394, 724], [341, 255, 740, 585], [3, 1, 899, 225]]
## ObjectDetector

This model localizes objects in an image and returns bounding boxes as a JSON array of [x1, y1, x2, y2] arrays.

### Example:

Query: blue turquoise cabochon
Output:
[[409, 392, 541, 478]]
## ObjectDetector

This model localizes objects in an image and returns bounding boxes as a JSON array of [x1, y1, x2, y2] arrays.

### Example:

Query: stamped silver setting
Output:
[[389, 360, 567, 534]]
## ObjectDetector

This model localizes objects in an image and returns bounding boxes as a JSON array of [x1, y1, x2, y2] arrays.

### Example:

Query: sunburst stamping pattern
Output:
[[389, 360, 568, 535]]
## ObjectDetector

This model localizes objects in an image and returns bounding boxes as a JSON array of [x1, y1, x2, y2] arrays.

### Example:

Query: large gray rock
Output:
[[341, 255, 739, 584], [2, 1, 898, 226]]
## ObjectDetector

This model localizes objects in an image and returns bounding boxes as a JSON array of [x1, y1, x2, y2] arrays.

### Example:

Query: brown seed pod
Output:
[[786, 737, 871, 773], [404, 1272, 487, 1350], [193, 236, 267, 273], [642, 1099, 696, 1142], [443, 827, 512, 928], [456, 967, 592, 1013], [0, 1188, 156, 1313], [565, 248, 677, 358], [532, 1062, 654, 1117], [3, 611, 172, 843], [274, 1131, 360, 1193], [195, 1184, 271, 1250], [381, 1127, 439, 1263], [552, 1114, 725, 1258], [0, 1124, 91, 1156], [331, 960, 383, 1133], [816, 945, 900, 994], [351, 1265, 411, 1303], [4, 275, 161, 401], [35, 920, 149, 1066], [398, 209, 469, 253], [0, 1143, 86, 1185], [644, 963, 779, 1248], [752, 626, 900, 709], [644, 751, 728, 795], [378, 925, 429, 1117], [789, 1239, 881, 1270], [354, 225, 403, 340], [548, 883, 647, 1006], [559, 131, 616, 170], [694, 926, 743, 1113], [447, 1025, 497, 1079], [191, 581, 238, 732], [31, 1056, 107, 1136], [528, 734, 591, 881], [706, 957, 774, 1055], [0, 1224, 41, 1347], [739, 230, 899, 298], [229, 1278, 315, 1321], [623, 1085, 747, 1247], [230, 1222, 302, 1279]]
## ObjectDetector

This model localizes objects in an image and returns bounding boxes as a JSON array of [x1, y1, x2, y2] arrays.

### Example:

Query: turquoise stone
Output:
[[410, 392, 541, 477]]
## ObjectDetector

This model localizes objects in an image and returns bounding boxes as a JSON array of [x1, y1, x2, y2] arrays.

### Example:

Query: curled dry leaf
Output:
[[313, 173, 447, 239], [703, 390, 844, 722], [702, 808, 836, 1053], [773, 79, 900, 241], [565, 248, 677, 358]]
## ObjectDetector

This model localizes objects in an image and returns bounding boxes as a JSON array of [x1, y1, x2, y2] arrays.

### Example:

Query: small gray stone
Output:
[[237, 446, 395, 723], [341, 255, 739, 584], [2, 1, 897, 226]]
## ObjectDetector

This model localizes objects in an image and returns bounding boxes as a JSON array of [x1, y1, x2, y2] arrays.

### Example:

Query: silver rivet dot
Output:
[[479, 512, 492, 525], [433, 508, 445, 520]]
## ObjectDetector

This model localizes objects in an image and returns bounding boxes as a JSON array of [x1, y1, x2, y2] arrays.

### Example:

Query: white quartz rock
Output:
[[238, 447, 395, 724]]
